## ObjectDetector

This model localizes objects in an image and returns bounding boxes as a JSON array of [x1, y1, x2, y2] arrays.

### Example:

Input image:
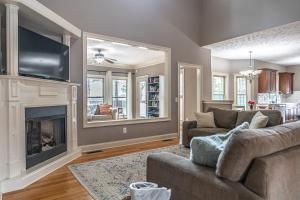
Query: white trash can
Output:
[[129, 182, 171, 200]]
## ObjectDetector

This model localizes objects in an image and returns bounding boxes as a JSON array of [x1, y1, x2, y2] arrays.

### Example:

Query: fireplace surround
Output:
[[0, 0, 82, 194], [25, 106, 67, 169], [0, 76, 80, 193]]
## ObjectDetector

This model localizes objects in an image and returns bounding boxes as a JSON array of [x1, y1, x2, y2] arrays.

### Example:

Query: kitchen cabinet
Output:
[[279, 72, 294, 94], [258, 68, 277, 93]]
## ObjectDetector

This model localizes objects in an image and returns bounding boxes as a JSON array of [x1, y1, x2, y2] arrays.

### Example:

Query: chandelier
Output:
[[240, 51, 261, 82]]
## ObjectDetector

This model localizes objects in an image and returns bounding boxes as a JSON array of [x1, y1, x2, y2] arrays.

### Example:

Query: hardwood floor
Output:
[[3, 138, 179, 200]]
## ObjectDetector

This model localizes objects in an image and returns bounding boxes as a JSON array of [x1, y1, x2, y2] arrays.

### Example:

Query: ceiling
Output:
[[205, 21, 300, 66], [87, 38, 165, 69]]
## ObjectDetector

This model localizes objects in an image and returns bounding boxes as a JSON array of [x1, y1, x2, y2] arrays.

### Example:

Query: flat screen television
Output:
[[18, 27, 69, 81]]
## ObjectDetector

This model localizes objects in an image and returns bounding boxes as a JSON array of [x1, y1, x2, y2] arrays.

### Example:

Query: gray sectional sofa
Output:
[[182, 108, 282, 147], [147, 121, 300, 200]]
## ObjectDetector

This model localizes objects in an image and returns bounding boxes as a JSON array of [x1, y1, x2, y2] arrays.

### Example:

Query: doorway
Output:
[[178, 63, 202, 144]]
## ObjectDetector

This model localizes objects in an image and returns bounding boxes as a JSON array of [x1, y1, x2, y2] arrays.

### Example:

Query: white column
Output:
[[6, 4, 19, 76], [127, 72, 133, 119], [105, 71, 112, 105], [71, 86, 78, 150], [63, 34, 71, 82], [62, 34, 71, 46], [7, 80, 22, 178]]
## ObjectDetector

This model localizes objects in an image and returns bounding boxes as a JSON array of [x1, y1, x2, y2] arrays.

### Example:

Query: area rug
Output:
[[69, 145, 190, 200]]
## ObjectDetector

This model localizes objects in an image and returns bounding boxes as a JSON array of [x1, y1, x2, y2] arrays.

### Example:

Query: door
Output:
[[136, 76, 148, 118], [178, 63, 202, 143]]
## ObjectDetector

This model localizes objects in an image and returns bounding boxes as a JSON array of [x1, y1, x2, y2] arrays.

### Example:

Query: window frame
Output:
[[234, 74, 251, 108], [112, 76, 128, 118], [82, 32, 172, 128], [211, 72, 229, 100], [87, 74, 105, 115]]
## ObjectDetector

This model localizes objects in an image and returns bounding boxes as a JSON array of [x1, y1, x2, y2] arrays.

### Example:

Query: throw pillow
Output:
[[190, 122, 249, 168], [194, 112, 216, 128], [249, 111, 269, 129], [95, 104, 112, 115]]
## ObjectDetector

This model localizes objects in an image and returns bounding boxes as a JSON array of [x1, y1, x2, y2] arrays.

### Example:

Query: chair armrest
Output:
[[182, 120, 197, 147]]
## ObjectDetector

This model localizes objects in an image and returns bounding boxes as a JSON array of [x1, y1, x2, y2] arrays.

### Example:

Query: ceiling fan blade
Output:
[[106, 57, 117, 62], [105, 58, 115, 64]]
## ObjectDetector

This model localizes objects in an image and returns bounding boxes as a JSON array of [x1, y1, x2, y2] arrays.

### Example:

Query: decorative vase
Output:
[[249, 104, 254, 111]]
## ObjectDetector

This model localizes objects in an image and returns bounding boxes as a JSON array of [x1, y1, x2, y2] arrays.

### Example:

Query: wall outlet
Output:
[[123, 127, 127, 134]]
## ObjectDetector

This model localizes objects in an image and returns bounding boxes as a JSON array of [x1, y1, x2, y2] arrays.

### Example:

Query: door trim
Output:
[[177, 62, 203, 144]]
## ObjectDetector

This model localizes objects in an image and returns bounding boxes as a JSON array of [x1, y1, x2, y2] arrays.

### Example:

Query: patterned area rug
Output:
[[69, 145, 190, 200]]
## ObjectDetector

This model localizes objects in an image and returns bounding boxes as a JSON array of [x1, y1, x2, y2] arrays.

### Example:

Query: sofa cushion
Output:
[[216, 121, 300, 182], [208, 108, 238, 129], [189, 128, 229, 138], [249, 111, 268, 129], [194, 112, 216, 128], [190, 122, 249, 167], [236, 110, 282, 127]]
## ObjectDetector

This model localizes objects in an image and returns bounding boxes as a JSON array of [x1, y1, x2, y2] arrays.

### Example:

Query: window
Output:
[[83, 32, 171, 127], [212, 75, 226, 100], [236, 76, 247, 106], [112, 78, 128, 119], [87, 76, 104, 115]]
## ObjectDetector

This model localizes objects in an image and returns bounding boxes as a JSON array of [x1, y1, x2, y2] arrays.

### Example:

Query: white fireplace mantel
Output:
[[0, 75, 81, 193], [0, 0, 82, 194]]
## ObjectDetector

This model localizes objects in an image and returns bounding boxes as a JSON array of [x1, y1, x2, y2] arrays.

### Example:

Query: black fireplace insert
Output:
[[25, 106, 67, 169]]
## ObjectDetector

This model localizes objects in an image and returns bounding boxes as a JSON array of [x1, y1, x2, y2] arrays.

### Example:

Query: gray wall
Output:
[[38, 0, 211, 146], [201, 0, 300, 45]]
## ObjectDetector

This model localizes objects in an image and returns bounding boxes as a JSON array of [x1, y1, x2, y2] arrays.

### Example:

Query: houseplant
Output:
[[248, 100, 256, 111]]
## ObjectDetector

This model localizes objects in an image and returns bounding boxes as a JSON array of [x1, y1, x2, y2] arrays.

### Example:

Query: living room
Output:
[[1, 0, 300, 200]]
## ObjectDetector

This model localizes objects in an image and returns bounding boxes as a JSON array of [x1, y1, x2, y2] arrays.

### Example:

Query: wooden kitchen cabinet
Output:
[[279, 72, 294, 94], [258, 68, 277, 93]]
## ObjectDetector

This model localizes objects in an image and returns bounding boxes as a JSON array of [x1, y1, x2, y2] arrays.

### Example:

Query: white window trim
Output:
[[87, 73, 106, 101], [112, 75, 131, 119], [136, 75, 149, 119], [233, 74, 251, 107], [212, 72, 229, 100], [82, 32, 172, 128]]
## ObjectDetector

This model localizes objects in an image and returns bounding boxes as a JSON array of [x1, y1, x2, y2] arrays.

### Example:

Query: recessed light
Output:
[[138, 46, 149, 50], [88, 38, 104, 42], [112, 42, 131, 47]]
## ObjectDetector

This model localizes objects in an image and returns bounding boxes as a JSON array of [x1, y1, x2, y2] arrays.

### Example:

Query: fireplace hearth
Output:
[[25, 106, 67, 169]]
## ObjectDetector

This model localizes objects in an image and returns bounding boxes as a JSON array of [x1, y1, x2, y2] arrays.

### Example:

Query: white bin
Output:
[[129, 182, 171, 200]]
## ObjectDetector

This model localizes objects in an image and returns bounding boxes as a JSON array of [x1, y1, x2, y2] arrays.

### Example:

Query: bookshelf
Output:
[[147, 75, 165, 118]]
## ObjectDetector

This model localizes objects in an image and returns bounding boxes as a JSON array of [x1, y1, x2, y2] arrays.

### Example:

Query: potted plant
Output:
[[248, 100, 256, 111]]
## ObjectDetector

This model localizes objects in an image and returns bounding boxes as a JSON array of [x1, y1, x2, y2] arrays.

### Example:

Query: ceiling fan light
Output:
[[95, 57, 105, 64]]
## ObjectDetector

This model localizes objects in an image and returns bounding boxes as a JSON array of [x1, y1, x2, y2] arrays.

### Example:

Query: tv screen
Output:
[[18, 27, 69, 81]]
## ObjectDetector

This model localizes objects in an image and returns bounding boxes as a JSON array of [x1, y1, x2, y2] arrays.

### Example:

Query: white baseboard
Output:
[[0, 149, 81, 193], [80, 133, 178, 153]]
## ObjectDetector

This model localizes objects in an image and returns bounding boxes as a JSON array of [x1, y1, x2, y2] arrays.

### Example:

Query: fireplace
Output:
[[25, 106, 67, 169]]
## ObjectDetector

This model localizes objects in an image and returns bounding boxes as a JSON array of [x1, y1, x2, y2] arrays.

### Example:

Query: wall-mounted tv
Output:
[[18, 27, 69, 81]]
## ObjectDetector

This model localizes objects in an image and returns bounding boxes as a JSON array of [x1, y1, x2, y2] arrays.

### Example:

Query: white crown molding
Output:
[[80, 133, 178, 153]]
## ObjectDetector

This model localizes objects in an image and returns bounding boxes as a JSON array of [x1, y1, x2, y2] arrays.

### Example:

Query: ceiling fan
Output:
[[93, 48, 117, 64]]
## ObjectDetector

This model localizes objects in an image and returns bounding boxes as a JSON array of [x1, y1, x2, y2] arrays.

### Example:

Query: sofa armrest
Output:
[[182, 120, 197, 147], [147, 152, 262, 200]]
